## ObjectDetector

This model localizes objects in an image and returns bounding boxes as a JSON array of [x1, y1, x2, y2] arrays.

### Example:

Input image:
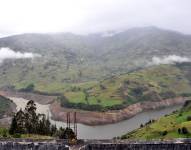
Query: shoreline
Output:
[[0, 90, 187, 126], [50, 97, 187, 126]]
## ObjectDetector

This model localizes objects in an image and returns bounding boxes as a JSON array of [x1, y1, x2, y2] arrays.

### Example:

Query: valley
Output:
[[2, 94, 182, 139], [0, 27, 191, 140]]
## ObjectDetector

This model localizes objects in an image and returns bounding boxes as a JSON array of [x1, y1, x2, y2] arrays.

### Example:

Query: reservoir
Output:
[[9, 97, 181, 139]]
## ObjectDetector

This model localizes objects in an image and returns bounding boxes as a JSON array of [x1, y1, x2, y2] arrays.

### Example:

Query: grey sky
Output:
[[0, 0, 191, 36]]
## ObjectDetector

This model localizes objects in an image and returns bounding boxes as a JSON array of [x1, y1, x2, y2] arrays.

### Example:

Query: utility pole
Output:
[[66, 112, 77, 138]]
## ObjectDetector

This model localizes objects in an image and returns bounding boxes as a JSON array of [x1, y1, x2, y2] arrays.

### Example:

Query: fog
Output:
[[0, 0, 191, 37], [150, 55, 191, 65], [0, 47, 40, 63]]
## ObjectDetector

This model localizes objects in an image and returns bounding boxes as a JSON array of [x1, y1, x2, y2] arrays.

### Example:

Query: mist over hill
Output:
[[0, 26, 191, 91]]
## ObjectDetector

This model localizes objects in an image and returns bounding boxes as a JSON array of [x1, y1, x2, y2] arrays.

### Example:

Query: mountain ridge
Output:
[[1, 26, 191, 108]]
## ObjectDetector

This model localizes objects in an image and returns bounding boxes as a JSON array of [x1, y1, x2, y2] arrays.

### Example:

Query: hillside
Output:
[[0, 95, 14, 118], [121, 100, 191, 140], [59, 62, 191, 111], [1, 27, 191, 94]]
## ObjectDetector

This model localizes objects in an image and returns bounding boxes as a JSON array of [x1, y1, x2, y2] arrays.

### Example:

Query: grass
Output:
[[61, 64, 191, 110], [20, 134, 53, 139], [65, 91, 87, 104], [2, 63, 191, 111], [122, 101, 191, 140], [0, 127, 53, 139]]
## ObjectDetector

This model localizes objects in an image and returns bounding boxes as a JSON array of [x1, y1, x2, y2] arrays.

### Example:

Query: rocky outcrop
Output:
[[50, 97, 187, 126]]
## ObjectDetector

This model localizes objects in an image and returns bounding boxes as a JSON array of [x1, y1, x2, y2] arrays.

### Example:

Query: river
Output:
[[9, 97, 182, 139]]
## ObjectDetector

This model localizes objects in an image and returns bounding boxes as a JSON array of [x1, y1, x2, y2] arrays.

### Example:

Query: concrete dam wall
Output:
[[0, 142, 69, 150], [84, 143, 191, 150]]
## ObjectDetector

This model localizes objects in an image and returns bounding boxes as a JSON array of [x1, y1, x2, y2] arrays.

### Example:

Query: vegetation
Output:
[[1, 27, 191, 111], [1, 27, 191, 92], [9, 100, 76, 140], [19, 83, 35, 92], [0, 96, 13, 118], [121, 100, 191, 140], [59, 63, 191, 111]]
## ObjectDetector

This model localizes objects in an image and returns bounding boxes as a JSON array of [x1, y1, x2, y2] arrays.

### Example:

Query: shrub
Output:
[[20, 83, 35, 92], [178, 128, 181, 134], [121, 135, 127, 139], [160, 91, 176, 99], [183, 100, 191, 107], [13, 133, 21, 138], [161, 130, 168, 136], [181, 93, 191, 97], [182, 127, 189, 134], [187, 116, 191, 121]]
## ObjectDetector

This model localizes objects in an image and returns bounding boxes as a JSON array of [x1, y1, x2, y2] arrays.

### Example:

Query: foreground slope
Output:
[[122, 100, 191, 140]]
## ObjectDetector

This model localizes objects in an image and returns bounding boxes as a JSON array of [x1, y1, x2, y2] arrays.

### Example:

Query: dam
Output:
[[0, 139, 69, 150], [1, 139, 191, 150], [83, 139, 191, 150], [84, 143, 191, 150]]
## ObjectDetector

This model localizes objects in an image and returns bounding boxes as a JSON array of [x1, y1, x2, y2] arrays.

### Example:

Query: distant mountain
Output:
[[1, 27, 191, 92]]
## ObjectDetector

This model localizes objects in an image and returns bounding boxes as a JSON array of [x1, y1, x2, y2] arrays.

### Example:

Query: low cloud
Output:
[[150, 55, 191, 65], [0, 47, 40, 63]]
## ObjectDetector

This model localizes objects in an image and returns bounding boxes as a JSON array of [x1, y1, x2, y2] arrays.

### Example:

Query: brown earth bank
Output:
[[50, 97, 188, 126], [0, 90, 188, 126]]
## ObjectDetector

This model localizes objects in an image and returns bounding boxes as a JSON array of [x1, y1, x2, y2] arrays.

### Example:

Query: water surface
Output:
[[9, 97, 181, 139]]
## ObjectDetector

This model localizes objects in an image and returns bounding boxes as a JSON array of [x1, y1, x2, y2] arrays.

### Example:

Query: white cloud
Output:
[[150, 55, 191, 65], [0, 47, 40, 63], [0, 0, 191, 36]]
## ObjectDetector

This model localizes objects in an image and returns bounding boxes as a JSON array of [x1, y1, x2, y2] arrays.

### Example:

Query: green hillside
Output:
[[121, 100, 191, 140], [59, 63, 191, 111], [0, 95, 13, 118], [1, 27, 191, 94], [1, 27, 191, 111]]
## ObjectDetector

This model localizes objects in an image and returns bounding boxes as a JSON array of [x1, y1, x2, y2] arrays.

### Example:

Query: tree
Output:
[[9, 100, 76, 139], [57, 127, 76, 140], [37, 114, 47, 135], [50, 124, 57, 136], [9, 116, 18, 135], [45, 118, 51, 135], [9, 109, 26, 135], [14, 109, 26, 134], [25, 100, 38, 133]]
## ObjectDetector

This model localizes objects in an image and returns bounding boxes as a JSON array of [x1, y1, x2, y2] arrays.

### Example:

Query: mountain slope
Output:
[[59, 63, 191, 111], [0, 95, 14, 118], [121, 100, 191, 140], [1, 27, 191, 93]]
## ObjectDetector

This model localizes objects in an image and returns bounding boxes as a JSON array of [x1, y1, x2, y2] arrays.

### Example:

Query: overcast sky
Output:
[[0, 0, 191, 37]]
